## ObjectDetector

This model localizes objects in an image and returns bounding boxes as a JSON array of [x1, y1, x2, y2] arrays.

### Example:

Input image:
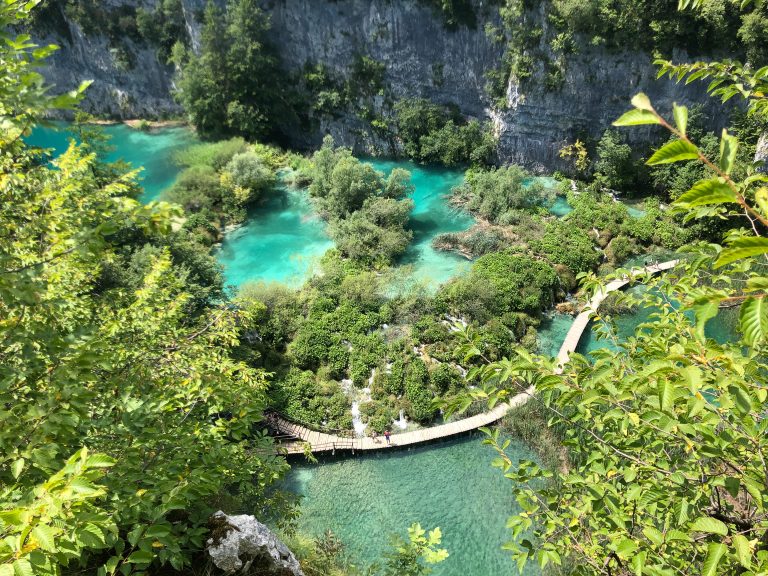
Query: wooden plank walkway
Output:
[[275, 259, 679, 455]]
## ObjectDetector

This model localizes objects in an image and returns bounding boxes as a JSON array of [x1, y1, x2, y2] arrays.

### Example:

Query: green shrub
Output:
[[451, 165, 554, 223], [393, 98, 496, 167], [439, 251, 559, 322], [404, 358, 435, 422]]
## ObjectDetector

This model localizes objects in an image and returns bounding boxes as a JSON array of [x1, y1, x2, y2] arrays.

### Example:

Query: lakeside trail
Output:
[[272, 259, 679, 454]]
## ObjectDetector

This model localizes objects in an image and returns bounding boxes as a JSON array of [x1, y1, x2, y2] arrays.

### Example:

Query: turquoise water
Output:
[[537, 312, 576, 357], [365, 159, 475, 287], [549, 196, 573, 217], [26, 123, 197, 202], [569, 284, 739, 355], [217, 185, 334, 287], [285, 433, 539, 576]]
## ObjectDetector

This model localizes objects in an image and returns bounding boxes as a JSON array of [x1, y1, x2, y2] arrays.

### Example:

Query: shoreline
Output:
[[93, 118, 189, 130]]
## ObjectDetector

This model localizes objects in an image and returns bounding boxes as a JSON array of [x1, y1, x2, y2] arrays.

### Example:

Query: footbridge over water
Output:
[[270, 260, 679, 455]]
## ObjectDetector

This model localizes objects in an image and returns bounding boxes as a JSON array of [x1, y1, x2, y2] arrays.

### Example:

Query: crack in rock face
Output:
[[206, 511, 305, 575]]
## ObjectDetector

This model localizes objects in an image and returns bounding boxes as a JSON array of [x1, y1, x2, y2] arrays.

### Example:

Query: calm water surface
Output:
[[285, 433, 540, 576], [27, 123, 196, 202]]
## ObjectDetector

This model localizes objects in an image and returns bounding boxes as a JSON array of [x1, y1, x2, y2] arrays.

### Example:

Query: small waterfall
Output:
[[393, 410, 407, 430], [351, 402, 367, 437]]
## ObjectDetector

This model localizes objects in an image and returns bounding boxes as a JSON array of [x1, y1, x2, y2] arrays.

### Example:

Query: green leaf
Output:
[[12, 560, 33, 576], [11, 458, 24, 479], [631, 550, 647, 576], [739, 296, 768, 346], [31, 525, 57, 553], [701, 542, 726, 576], [144, 525, 171, 539], [658, 381, 674, 412], [85, 454, 116, 469], [614, 538, 637, 559], [691, 516, 728, 536], [613, 109, 660, 126], [718, 129, 738, 175], [732, 534, 751, 569], [715, 237, 768, 268], [692, 297, 720, 342], [642, 526, 664, 546], [646, 139, 700, 165], [103, 556, 120, 576], [126, 550, 154, 564], [673, 102, 688, 135], [675, 178, 738, 207], [746, 276, 768, 291], [0, 565, 13, 576], [755, 187, 768, 216]]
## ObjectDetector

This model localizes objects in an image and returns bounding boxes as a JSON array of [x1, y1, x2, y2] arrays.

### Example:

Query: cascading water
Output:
[[351, 402, 367, 437], [393, 409, 407, 430]]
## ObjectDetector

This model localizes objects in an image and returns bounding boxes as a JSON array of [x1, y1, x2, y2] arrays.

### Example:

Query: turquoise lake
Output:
[[26, 123, 196, 202], [285, 433, 539, 576], [27, 125, 477, 288]]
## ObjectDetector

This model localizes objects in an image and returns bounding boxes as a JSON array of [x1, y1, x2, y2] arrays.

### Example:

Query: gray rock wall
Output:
[[35, 0, 733, 169], [756, 132, 768, 173]]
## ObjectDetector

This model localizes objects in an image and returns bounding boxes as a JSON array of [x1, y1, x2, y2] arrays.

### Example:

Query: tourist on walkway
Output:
[[384, 430, 391, 445]]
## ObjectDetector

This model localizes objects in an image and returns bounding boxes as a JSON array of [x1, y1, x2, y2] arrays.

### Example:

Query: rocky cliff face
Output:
[[36, 0, 732, 170], [36, 0, 207, 119]]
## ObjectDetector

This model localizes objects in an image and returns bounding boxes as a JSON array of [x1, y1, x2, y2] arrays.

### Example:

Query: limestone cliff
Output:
[[35, 0, 731, 170]]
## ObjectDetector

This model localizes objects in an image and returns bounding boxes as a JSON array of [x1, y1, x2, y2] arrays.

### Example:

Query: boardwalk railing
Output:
[[272, 260, 679, 455]]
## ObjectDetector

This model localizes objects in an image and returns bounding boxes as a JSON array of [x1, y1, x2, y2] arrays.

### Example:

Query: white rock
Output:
[[206, 511, 304, 575]]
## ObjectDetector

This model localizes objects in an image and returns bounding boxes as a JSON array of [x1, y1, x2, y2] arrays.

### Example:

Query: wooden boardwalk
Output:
[[274, 260, 679, 455]]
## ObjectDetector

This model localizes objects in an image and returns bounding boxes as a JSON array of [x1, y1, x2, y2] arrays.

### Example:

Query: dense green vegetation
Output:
[[435, 162, 690, 288], [308, 136, 415, 266], [452, 6, 768, 566], [162, 137, 283, 244], [485, 0, 767, 103], [12, 0, 768, 574], [449, 165, 553, 222], [172, 0, 298, 142], [234, 246, 558, 431], [0, 5, 296, 575], [392, 98, 496, 167]]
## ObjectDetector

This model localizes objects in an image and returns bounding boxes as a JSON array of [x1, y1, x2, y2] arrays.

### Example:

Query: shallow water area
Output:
[[26, 122, 197, 202], [217, 185, 333, 287], [364, 158, 475, 288], [284, 433, 540, 576]]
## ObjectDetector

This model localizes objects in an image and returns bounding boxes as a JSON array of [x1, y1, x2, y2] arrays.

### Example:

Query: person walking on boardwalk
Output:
[[384, 429, 391, 445]]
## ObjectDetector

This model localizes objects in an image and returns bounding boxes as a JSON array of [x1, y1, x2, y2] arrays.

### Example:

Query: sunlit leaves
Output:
[[672, 102, 688, 135], [739, 296, 768, 345], [718, 129, 738, 175], [690, 517, 728, 536], [613, 108, 660, 126], [675, 178, 738, 208], [613, 93, 662, 127], [715, 236, 768, 267], [646, 139, 700, 165], [655, 59, 768, 118], [701, 543, 727, 576]]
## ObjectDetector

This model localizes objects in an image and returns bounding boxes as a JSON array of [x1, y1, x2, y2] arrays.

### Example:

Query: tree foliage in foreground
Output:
[[0, 4, 291, 574], [454, 92, 768, 575]]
